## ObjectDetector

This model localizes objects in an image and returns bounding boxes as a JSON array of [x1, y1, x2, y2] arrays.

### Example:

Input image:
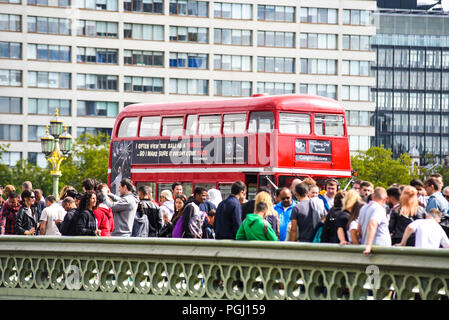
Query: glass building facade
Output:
[[372, 9, 449, 164]]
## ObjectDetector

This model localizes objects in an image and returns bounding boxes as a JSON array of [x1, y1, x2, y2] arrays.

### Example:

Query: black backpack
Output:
[[320, 208, 341, 243]]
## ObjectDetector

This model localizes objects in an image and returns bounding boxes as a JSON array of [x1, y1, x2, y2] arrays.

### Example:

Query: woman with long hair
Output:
[[75, 191, 101, 236], [345, 200, 364, 244], [389, 185, 425, 246], [15, 190, 37, 235], [59, 185, 76, 202], [160, 194, 187, 238], [255, 191, 279, 237], [94, 191, 114, 237], [337, 190, 363, 245], [321, 190, 346, 243]]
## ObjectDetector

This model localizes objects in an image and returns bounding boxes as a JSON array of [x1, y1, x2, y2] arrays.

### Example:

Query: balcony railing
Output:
[[0, 236, 448, 300]]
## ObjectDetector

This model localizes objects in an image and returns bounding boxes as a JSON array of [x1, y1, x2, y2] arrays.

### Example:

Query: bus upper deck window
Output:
[[139, 116, 161, 137], [198, 115, 221, 135], [279, 113, 310, 134], [248, 111, 274, 133], [117, 117, 138, 137], [162, 117, 183, 136], [314, 114, 345, 136], [223, 113, 247, 134], [186, 114, 198, 135]]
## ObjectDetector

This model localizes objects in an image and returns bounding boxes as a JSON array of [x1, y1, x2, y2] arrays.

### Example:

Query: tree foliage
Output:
[[350, 146, 420, 188], [0, 134, 110, 197]]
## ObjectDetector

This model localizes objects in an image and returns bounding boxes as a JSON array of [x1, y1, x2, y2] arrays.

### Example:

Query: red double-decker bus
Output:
[[108, 94, 351, 199]]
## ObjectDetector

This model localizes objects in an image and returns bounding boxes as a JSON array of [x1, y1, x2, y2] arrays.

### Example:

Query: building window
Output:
[[27, 0, 69, 6], [342, 60, 370, 76], [0, 151, 21, 166], [342, 35, 370, 51], [0, 42, 21, 59], [77, 101, 118, 117], [77, 74, 117, 91], [300, 84, 337, 100], [28, 98, 71, 116], [214, 80, 251, 97], [0, 97, 21, 113], [257, 56, 294, 73], [0, 124, 22, 141], [300, 33, 337, 49], [124, 23, 164, 40], [77, 20, 117, 38], [0, 14, 21, 32], [348, 111, 371, 127], [77, 47, 117, 64], [342, 9, 371, 26], [76, 0, 117, 10], [28, 44, 70, 62], [341, 85, 370, 101], [169, 26, 208, 43], [214, 28, 252, 46], [2, 0, 21, 4], [257, 82, 294, 95], [77, 127, 112, 138], [300, 58, 337, 75], [170, 0, 208, 17], [0, 69, 21, 86], [258, 31, 295, 48], [28, 16, 70, 35], [28, 152, 47, 168], [28, 125, 47, 141], [258, 5, 295, 22], [214, 54, 251, 71], [350, 136, 370, 151], [169, 78, 208, 95], [170, 52, 208, 69], [124, 0, 163, 13], [124, 50, 163, 67], [300, 7, 337, 24], [124, 76, 163, 93], [28, 71, 70, 89], [214, 2, 252, 20]]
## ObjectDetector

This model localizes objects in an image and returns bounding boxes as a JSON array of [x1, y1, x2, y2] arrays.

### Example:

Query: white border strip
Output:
[[110, 167, 352, 176]]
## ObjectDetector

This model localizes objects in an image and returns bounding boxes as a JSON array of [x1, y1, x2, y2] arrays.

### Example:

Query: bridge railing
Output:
[[0, 236, 448, 300]]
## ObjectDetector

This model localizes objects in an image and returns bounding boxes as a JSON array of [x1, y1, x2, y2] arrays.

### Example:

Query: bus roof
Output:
[[119, 94, 345, 117]]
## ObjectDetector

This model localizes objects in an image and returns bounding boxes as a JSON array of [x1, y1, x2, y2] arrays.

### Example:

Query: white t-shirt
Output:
[[347, 220, 359, 243], [408, 219, 449, 249], [40, 203, 66, 236], [358, 201, 391, 247]]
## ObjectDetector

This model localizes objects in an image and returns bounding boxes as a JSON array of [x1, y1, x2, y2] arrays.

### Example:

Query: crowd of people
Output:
[[1, 174, 449, 254]]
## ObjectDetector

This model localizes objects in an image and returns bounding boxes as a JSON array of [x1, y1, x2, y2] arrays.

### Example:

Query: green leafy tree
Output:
[[350, 146, 420, 188]]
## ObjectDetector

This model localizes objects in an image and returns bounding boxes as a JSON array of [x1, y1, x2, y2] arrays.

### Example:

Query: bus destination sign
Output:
[[132, 137, 248, 165]]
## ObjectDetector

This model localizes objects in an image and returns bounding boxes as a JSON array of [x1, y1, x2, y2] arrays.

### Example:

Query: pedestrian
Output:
[[389, 186, 425, 246], [33, 189, 46, 223], [214, 181, 246, 240], [337, 190, 364, 245], [0, 191, 21, 235], [410, 178, 427, 208], [75, 191, 101, 236], [22, 181, 32, 192], [424, 177, 448, 215], [82, 178, 97, 192], [104, 178, 139, 237], [60, 197, 79, 236], [359, 187, 391, 256], [94, 191, 114, 237], [321, 190, 347, 244], [165, 193, 187, 238], [202, 209, 216, 239], [236, 202, 278, 241], [136, 185, 161, 237], [172, 182, 183, 198], [15, 190, 37, 236], [319, 179, 339, 212], [0, 186, 4, 210], [159, 190, 175, 224], [345, 199, 364, 245], [386, 186, 401, 218], [207, 189, 222, 208], [199, 191, 216, 216], [352, 179, 362, 193], [39, 195, 66, 236], [290, 178, 302, 202], [181, 186, 207, 239], [396, 208, 449, 249], [274, 187, 295, 241], [131, 205, 149, 237], [58, 185, 76, 204], [255, 191, 279, 238], [4, 185, 16, 199], [359, 181, 374, 202]]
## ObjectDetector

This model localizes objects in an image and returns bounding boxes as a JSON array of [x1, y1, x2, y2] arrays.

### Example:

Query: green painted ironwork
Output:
[[0, 236, 448, 300]]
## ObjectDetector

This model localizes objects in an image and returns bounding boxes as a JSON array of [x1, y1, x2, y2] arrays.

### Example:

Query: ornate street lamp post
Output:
[[40, 109, 73, 199]]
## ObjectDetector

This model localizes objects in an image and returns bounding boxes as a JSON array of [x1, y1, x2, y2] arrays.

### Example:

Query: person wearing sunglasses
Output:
[[15, 190, 37, 236]]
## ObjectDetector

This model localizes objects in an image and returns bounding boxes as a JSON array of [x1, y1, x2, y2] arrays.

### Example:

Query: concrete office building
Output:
[[0, 0, 376, 167]]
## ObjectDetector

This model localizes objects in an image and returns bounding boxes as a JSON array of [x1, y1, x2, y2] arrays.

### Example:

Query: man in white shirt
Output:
[[396, 208, 449, 249], [40, 195, 66, 236], [358, 187, 391, 256]]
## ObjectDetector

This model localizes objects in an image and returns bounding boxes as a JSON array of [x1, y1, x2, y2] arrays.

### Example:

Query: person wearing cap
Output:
[[159, 189, 175, 224]]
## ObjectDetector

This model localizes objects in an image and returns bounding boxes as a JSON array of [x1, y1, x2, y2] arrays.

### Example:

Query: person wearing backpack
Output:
[[321, 191, 347, 243], [137, 185, 162, 237], [236, 201, 278, 241]]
